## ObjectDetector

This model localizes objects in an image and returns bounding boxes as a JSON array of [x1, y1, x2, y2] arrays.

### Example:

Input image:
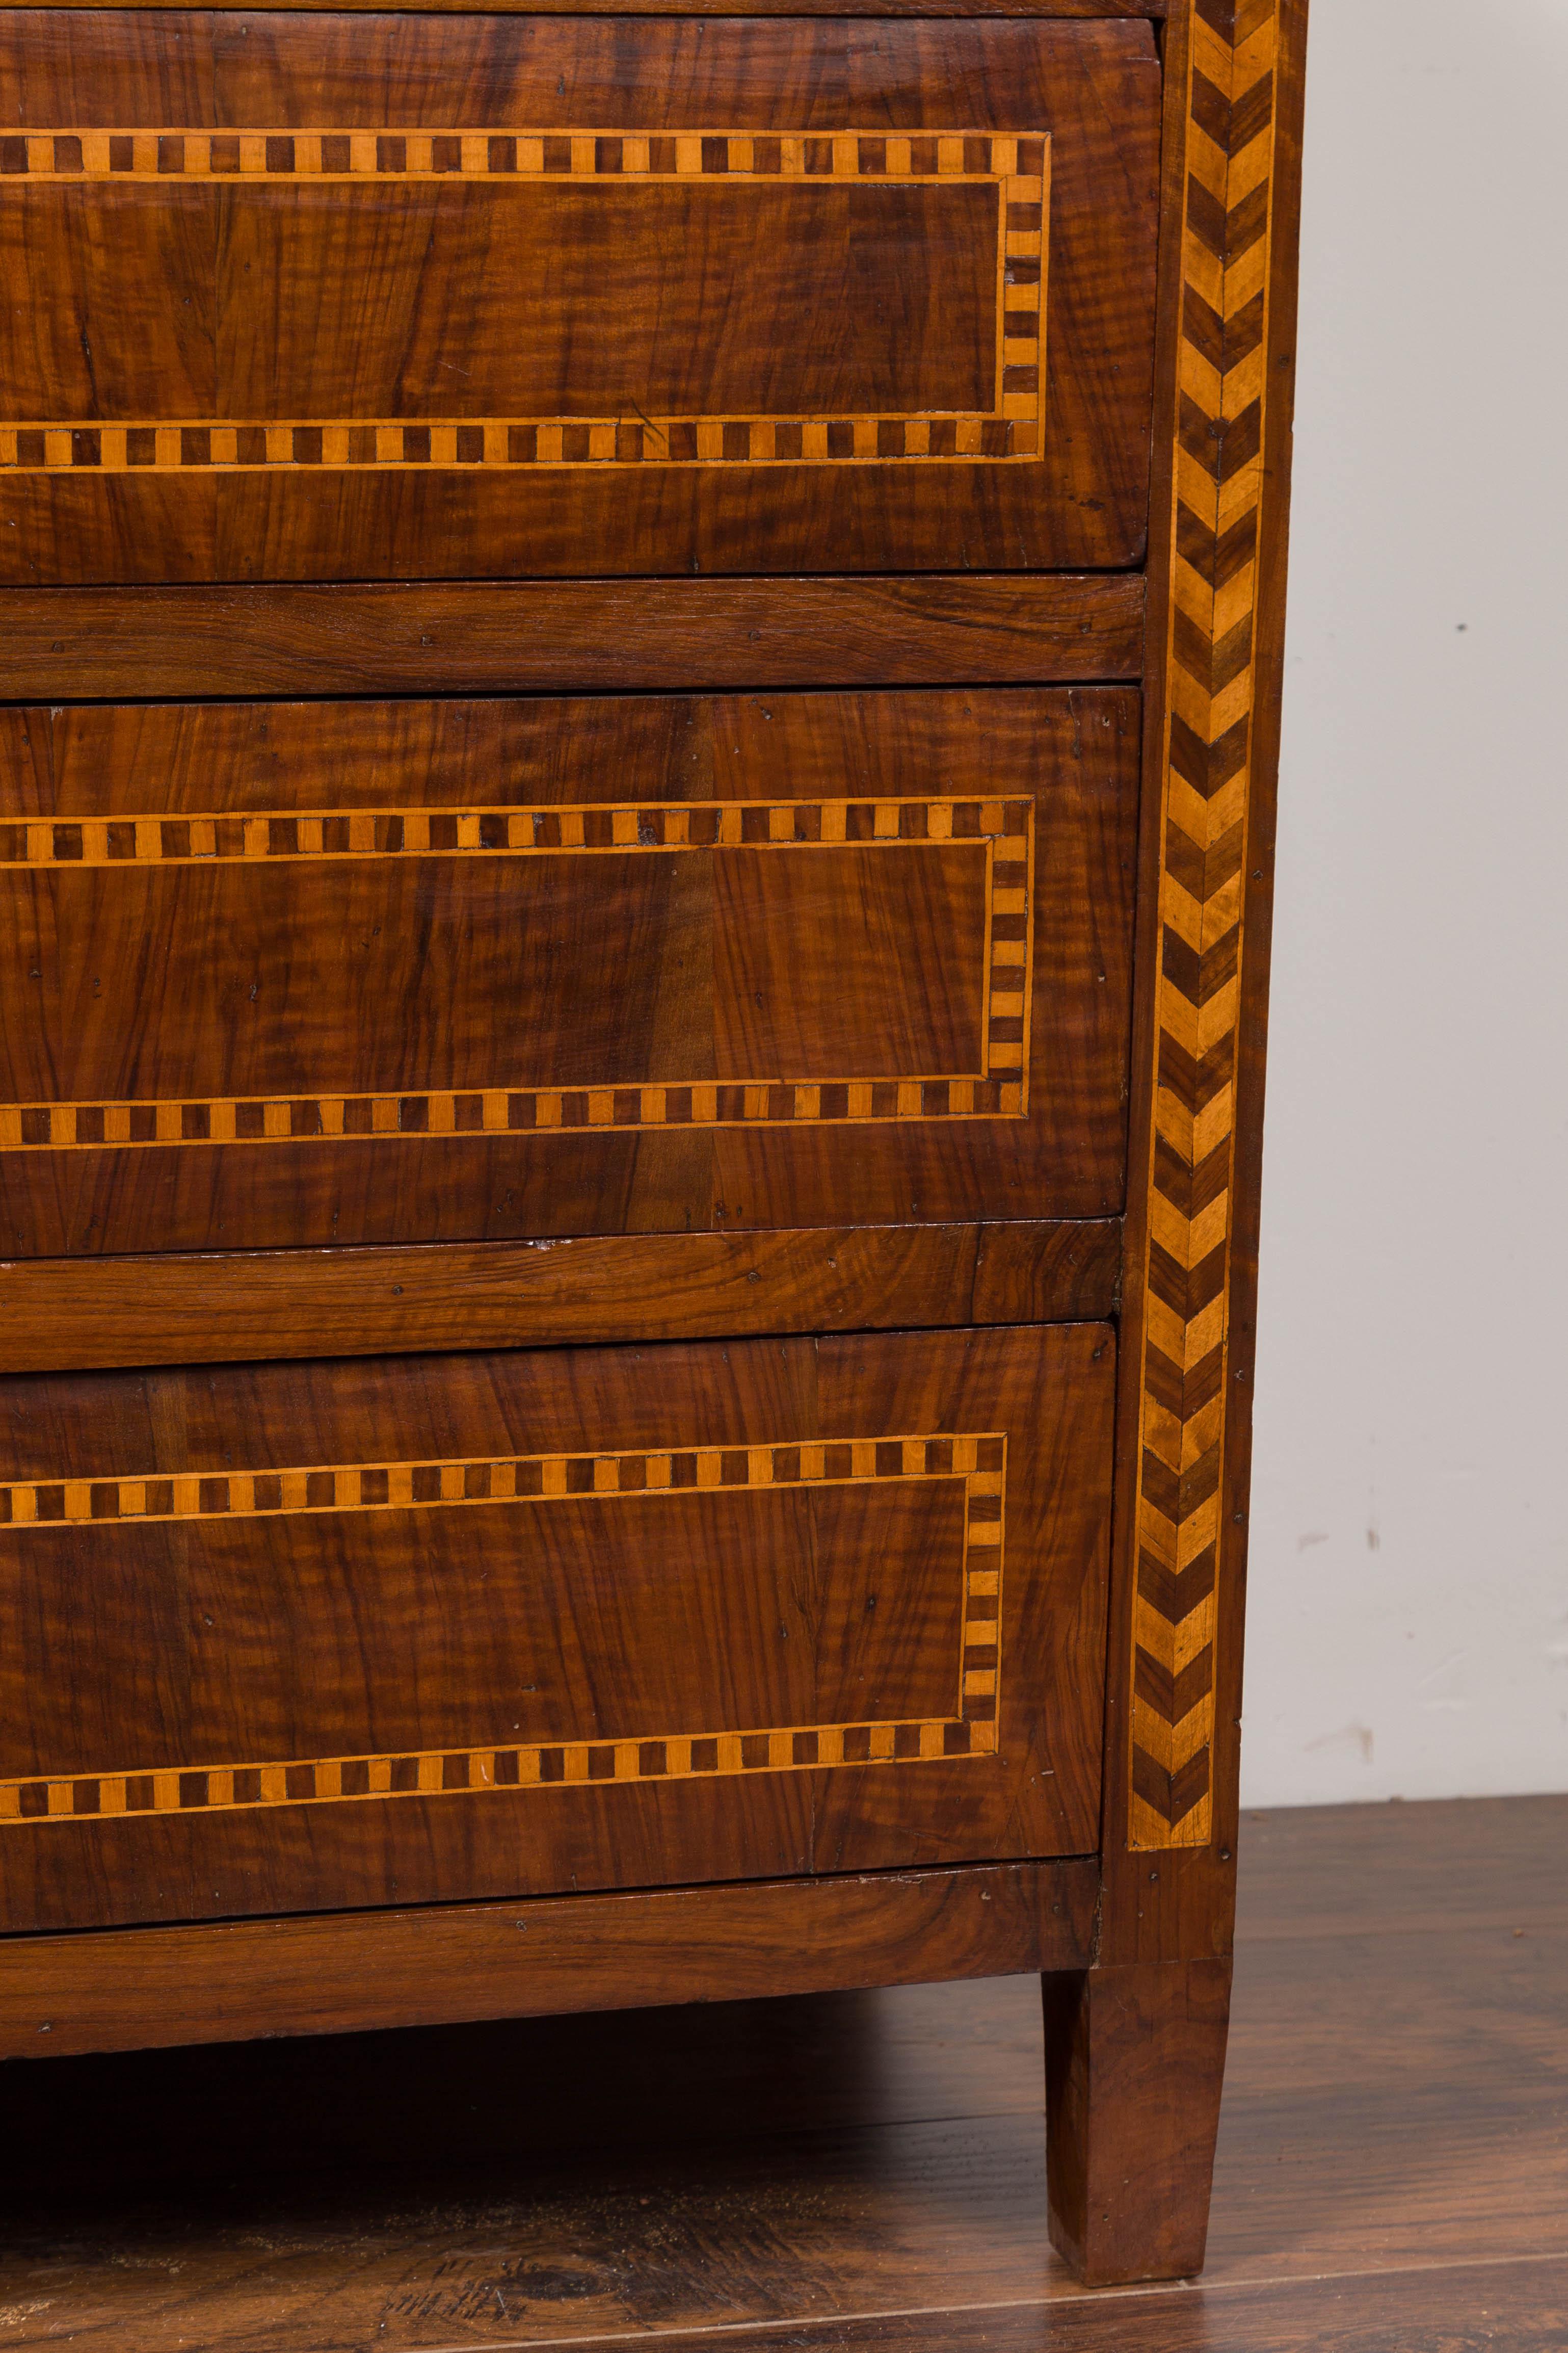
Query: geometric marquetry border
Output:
[[1128, 0, 1284, 1849], [0, 796, 1034, 1149], [0, 129, 1048, 470], [0, 1430, 1005, 1826]]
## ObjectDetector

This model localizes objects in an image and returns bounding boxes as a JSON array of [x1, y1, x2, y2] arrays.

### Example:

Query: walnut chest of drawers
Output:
[[0, 0, 1306, 2285]]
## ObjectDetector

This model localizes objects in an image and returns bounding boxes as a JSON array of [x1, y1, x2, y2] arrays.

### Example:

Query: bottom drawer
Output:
[[0, 1323, 1112, 1934]]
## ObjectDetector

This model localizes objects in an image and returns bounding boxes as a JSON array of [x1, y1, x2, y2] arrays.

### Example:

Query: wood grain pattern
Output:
[[0, 689, 1137, 1257], [327, 2267, 1560, 2353], [1, 1427, 1009, 1831], [0, 15, 1159, 582], [1126, 0, 1287, 1852], [1044, 1957, 1232, 2284], [0, 1222, 1123, 1375], [1234, 1792, 1568, 1944], [0, 1323, 1114, 1933], [0, 1858, 1098, 2061], [1, 127, 1046, 472], [0, 576, 1147, 702], [1, 790, 1032, 1152]]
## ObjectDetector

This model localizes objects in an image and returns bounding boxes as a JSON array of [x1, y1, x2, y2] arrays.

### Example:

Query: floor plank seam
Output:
[[393, 2251, 1568, 2353]]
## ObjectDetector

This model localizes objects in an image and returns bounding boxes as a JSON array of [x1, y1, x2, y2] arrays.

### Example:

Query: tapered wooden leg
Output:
[[1042, 1956, 1232, 2286]]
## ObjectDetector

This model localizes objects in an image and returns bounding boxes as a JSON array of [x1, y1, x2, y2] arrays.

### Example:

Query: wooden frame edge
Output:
[[0, 1858, 1098, 2059], [9, 3, 1164, 16], [0, 576, 1145, 701], [0, 1220, 1122, 1372]]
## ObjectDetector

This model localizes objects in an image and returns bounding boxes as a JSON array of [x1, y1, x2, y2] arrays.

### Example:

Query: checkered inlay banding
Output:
[[0, 417, 1034, 469], [0, 129, 1047, 469], [1, 1431, 1007, 1826], [1, 129, 1040, 183], [1, 798, 1033, 1148]]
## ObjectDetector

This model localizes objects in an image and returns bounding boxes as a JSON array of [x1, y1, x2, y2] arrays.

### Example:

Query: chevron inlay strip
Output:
[[0, 129, 1047, 469], [1129, 0, 1283, 1851], [0, 1431, 1007, 1826], [0, 797, 1032, 1148]]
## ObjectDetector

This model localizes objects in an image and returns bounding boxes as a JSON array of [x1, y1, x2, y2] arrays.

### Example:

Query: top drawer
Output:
[[0, 12, 1161, 585]]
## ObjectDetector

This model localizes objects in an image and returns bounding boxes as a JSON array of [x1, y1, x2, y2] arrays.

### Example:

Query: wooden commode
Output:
[[0, 0, 1307, 2285]]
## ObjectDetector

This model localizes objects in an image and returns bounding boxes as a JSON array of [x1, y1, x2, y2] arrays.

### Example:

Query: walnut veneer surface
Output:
[[0, 0, 1308, 2291]]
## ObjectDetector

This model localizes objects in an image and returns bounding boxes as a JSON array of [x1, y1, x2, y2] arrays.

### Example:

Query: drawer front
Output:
[[0, 13, 1159, 583], [0, 1323, 1112, 1933], [0, 687, 1138, 1257]]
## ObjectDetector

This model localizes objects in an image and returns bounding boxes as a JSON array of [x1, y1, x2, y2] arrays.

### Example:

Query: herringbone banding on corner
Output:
[[1129, 0, 1282, 1851]]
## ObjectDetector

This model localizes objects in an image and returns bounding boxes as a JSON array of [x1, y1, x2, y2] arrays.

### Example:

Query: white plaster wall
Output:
[[1241, 0, 1568, 1802]]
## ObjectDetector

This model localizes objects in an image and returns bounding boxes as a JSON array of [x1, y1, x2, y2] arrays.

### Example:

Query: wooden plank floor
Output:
[[1, 1796, 1563, 2350]]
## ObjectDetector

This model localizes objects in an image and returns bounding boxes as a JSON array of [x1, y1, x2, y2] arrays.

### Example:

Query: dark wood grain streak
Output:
[[0, 1858, 1096, 2062], [0, 1220, 1121, 1373], [0, 577, 1146, 702]]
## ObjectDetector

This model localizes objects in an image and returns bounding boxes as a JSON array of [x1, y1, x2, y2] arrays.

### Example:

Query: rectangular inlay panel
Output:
[[0, 1430, 1005, 1828], [0, 1324, 1113, 1932], [0, 128, 1046, 472], [0, 16, 1160, 582], [0, 689, 1137, 1256], [0, 795, 1032, 1150]]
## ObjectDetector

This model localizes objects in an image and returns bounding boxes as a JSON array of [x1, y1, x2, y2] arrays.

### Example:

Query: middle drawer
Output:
[[0, 687, 1139, 1257]]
